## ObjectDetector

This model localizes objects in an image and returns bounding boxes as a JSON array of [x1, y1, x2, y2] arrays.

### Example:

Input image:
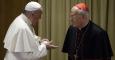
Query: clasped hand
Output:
[[41, 39, 59, 49]]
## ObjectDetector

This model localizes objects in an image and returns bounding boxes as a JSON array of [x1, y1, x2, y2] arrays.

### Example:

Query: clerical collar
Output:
[[21, 13, 36, 34], [21, 13, 32, 26], [75, 21, 90, 32]]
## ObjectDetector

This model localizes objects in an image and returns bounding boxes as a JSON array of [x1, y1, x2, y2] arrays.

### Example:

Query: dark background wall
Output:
[[0, 0, 28, 60]]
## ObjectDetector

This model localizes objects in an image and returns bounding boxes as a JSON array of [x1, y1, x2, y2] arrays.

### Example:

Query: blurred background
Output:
[[0, 0, 115, 60]]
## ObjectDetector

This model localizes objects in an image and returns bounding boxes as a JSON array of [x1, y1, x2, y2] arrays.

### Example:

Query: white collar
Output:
[[21, 13, 32, 26]]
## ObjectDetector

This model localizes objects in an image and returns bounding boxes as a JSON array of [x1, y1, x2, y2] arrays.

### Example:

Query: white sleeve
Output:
[[21, 32, 48, 59], [18, 43, 47, 59], [32, 37, 48, 59]]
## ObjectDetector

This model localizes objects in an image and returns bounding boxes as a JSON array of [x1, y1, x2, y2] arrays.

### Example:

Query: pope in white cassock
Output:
[[3, 1, 58, 60]]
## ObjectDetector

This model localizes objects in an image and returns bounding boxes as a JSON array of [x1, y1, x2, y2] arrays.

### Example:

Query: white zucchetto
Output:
[[25, 1, 42, 11]]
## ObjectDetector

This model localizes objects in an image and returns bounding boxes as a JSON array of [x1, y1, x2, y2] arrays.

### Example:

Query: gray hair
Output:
[[71, 6, 89, 17]]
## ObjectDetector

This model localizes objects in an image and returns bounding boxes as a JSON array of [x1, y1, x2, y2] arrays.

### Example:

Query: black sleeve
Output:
[[62, 26, 71, 53], [96, 31, 113, 58]]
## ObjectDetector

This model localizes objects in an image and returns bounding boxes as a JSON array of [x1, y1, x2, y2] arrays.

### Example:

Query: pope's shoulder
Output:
[[9, 14, 29, 31]]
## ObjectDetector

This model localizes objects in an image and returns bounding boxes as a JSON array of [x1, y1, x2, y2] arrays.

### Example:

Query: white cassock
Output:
[[3, 13, 47, 60]]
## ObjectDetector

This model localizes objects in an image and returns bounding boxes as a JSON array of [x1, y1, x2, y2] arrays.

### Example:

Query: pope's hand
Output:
[[41, 39, 58, 49], [46, 42, 59, 49]]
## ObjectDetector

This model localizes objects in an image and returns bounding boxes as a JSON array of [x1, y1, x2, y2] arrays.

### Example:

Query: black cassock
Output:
[[62, 21, 113, 60]]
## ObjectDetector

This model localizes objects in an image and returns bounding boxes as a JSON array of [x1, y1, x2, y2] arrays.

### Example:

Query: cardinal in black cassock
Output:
[[62, 3, 113, 60]]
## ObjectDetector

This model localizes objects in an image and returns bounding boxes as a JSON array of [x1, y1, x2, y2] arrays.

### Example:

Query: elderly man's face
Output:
[[70, 12, 85, 28], [31, 10, 42, 25]]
